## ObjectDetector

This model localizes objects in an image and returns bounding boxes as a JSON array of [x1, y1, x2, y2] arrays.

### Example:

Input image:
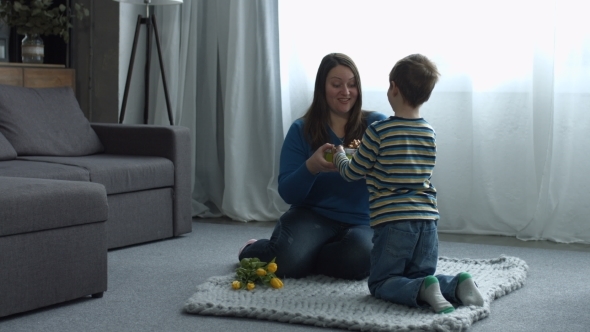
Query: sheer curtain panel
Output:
[[151, 0, 590, 241], [279, 0, 590, 243], [153, 0, 288, 221]]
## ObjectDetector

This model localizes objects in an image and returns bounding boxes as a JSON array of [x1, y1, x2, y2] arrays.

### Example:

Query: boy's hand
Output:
[[306, 143, 337, 174], [332, 145, 346, 166]]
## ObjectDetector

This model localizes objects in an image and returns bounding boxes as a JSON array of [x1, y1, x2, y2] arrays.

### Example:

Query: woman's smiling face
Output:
[[325, 65, 358, 115]]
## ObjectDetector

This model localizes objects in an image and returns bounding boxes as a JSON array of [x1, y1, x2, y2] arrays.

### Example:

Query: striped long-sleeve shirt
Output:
[[334, 116, 439, 227]]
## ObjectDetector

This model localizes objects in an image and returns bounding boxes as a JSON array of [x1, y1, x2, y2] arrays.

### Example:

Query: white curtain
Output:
[[280, 0, 590, 243], [152, 0, 288, 222], [153, 0, 590, 243]]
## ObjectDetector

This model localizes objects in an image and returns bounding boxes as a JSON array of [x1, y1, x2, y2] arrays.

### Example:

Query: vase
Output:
[[21, 33, 44, 64]]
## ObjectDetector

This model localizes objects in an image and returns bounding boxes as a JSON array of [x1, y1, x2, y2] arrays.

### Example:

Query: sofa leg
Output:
[[91, 292, 104, 299]]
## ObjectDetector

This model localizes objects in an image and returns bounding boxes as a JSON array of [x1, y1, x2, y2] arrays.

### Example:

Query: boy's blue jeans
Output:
[[239, 207, 373, 280], [368, 220, 461, 307]]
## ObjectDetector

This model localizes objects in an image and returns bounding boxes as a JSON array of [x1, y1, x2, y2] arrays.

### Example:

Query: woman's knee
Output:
[[344, 225, 374, 257], [315, 227, 373, 279]]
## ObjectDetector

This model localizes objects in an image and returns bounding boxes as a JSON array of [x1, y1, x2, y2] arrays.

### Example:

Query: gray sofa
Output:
[[0, 84, 192, 317]]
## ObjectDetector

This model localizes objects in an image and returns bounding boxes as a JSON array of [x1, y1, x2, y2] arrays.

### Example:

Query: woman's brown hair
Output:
[[302, 53, 372, 151]]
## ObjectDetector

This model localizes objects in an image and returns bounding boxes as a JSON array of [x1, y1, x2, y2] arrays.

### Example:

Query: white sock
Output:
[[456, 272, 484, 307], [419, 276, 455, 314]]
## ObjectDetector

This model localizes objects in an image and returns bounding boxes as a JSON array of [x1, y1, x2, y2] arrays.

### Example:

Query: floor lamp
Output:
[[114, 0, 182, 125]]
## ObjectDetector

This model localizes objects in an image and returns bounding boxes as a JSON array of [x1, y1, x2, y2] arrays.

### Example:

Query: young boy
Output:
[[332, 54, 484, 314]]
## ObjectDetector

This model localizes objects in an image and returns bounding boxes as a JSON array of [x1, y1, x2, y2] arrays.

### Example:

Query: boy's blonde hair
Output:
[[389, 54, 440, 108]]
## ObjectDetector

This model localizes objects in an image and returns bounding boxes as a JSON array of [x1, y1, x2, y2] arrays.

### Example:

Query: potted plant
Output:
[[0, 0, 89, 63]]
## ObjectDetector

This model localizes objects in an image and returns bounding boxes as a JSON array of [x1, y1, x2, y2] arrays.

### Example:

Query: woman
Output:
[[239, 53, 387, 280]]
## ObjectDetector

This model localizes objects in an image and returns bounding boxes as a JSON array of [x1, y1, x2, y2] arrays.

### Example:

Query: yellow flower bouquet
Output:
[[232, 257, 283, 291]]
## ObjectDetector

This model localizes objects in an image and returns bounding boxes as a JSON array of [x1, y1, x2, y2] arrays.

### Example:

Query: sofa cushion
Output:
[[0, 160, 90, 181], [0, 176, 108, 237], [0, 84, 104, 156], [18, 154, 175, 195], [0, 131, 16, 161]]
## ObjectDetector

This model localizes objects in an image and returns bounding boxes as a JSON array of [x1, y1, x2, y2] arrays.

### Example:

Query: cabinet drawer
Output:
[[24, 68, 75, 92], [0, 67, 24, 86]]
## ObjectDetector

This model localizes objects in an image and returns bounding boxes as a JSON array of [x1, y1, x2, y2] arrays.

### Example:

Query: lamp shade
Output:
[[113, 0, 182, 5]]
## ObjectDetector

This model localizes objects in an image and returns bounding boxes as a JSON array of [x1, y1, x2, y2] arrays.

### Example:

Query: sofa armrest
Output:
[[91, 123, 192, 236]]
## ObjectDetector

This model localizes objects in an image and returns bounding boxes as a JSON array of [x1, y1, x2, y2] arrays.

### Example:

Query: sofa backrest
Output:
[[0, 131, 16, 161], [0, 84, 104, 156]]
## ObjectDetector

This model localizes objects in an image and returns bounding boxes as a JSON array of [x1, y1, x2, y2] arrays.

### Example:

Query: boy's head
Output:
[[389, 54, 440, 108]]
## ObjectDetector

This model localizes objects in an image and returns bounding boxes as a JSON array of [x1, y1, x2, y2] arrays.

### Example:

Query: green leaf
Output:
[[239, 258, 250, 268], [0, 0, 89, 43]]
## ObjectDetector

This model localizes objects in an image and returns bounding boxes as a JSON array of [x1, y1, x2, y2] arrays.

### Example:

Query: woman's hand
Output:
[[306, 143, 337, 175]]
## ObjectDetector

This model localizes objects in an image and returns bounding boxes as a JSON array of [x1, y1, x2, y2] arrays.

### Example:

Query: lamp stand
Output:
[[119, 14, 174, 125]]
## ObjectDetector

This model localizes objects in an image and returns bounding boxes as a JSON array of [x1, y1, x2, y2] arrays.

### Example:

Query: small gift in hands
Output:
[[325, 139, 361, 162]]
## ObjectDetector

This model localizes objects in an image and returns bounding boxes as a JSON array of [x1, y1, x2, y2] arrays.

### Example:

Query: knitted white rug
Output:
[[184, 255, 528, 332]]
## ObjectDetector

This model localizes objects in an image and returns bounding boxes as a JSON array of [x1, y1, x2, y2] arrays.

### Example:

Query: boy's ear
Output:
[[390, 81, 399, 96]]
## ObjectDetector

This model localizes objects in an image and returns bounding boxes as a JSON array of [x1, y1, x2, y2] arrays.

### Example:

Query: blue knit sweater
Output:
[[278, 112, 387, 225]]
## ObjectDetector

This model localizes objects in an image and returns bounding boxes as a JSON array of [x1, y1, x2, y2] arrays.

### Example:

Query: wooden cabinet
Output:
[[0, 63, 75, 92]]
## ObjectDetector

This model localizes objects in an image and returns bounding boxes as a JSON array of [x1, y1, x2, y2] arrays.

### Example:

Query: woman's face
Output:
[[324, 65, 358, 115]]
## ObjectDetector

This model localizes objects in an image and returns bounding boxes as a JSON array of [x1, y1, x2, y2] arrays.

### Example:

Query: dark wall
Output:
[[71, 0, 120, 123]]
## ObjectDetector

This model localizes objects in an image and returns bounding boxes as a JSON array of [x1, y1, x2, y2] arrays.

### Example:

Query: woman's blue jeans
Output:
[[368, 220, 461, 307], [238, 207, 373, 280]]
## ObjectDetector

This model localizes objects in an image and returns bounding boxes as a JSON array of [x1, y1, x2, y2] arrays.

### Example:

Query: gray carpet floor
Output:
[[1, 218, 589, 332]]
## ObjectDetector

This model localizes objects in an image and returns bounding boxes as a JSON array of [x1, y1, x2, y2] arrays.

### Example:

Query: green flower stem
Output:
[[234, 257, 281, 290]]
